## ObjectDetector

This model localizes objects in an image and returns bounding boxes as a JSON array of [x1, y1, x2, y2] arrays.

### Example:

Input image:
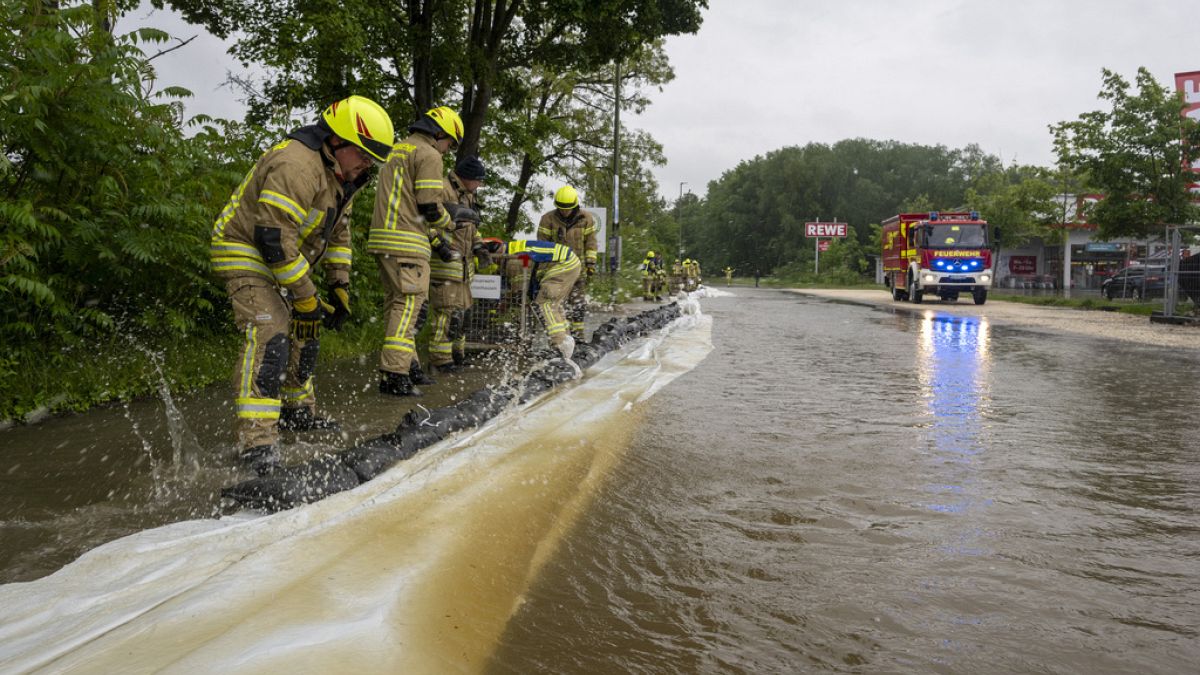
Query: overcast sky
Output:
[[132, 0, 1200, 202]]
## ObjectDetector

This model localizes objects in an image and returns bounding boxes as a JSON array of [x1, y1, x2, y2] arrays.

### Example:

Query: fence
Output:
[[1160, 225, 1200, 319]]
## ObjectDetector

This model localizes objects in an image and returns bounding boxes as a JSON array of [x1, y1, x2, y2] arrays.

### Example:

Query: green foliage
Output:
[[1052, 67, 1200, 237], [679, 139, 991, 275], [0, 2, 284, 418], [0, 2, 257, 348]]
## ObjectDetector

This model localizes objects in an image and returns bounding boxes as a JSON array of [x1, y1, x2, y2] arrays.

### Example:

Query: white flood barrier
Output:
[[0, 300, 713, 674]]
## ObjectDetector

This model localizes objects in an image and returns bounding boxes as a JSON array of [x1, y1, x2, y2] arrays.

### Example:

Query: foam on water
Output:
[[0, 303, 714, 674]]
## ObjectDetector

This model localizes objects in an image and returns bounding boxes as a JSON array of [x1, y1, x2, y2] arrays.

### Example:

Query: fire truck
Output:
[[882, 211, 993, 305]]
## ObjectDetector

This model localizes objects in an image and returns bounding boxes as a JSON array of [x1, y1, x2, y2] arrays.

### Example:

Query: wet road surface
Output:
[[488, 288, 1199, 673], [3, 288, 1199, 673]]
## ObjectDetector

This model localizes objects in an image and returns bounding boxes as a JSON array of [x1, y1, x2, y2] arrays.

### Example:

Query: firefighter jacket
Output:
[[431, 172, 483, 283], [640, 255, 657, 277], [505, 240, 580, 281], [210, 126, 360, 300], [368, 132, 451, 261], [441, 171, 478, 211], [537, 208, 597, 267]]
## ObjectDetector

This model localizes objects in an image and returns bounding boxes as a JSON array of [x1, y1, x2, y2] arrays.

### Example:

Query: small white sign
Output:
[[471, 274, 502, 300]]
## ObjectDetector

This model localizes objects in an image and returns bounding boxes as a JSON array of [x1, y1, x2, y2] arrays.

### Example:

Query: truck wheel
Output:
[[891, 279, 904, 301], [973, 289, 987, 305], [908, 277, 923, 304]]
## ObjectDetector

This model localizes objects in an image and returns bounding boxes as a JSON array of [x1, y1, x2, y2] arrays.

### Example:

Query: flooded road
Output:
[[3, 288, 1199, 673], [489, 289, 1199, 673]]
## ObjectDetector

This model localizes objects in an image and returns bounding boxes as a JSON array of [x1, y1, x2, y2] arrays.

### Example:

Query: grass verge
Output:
[[0, 320, 387, 425]]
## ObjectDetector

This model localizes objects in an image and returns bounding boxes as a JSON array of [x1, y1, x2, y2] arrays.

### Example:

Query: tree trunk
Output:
[[505, 153, 536, 236], [408, 0, 434, 112]]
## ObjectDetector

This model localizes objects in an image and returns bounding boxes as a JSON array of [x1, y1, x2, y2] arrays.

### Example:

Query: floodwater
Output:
[[3, 288, 1200, 673]]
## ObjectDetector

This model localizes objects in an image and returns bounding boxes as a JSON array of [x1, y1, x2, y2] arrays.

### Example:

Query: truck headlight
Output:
[[980, 273, 991, 283], [923, 274, 936, 283]]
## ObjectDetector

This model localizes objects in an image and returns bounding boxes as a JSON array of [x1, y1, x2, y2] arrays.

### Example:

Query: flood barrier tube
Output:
[[221, 302, 683, 510]]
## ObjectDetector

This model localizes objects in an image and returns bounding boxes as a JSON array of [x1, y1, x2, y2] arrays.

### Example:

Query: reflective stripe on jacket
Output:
[[368, 132, 449, 260], [537, 208, 597, 265], [210, 129, 354, 297], [507, 239, 581, 280]]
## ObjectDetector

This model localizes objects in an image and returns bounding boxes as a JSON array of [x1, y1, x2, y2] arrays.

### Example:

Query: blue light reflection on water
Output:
[[916, 312, 995, 519]]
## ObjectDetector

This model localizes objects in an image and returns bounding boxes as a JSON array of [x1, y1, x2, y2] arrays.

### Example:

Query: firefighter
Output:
[[654, 263, 668, 301], [685, 258, 702, 289], [682, 257, 694, 291], [671, 258, 684, 294], [483, 238, 582, 359], [537, 186, 596, 340], [427, 203, 488, 372], [429, 156, 486, 370], [369, 106, 463, 397], [724, 266, 734, 285], [640, 250, 658, 300], [210, 95, 394, 475]]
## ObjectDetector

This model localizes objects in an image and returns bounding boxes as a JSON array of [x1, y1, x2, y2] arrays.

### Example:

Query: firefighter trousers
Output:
[[536, 264, 582, 346], [227, 277, 320, 450], [427, 278, 469, 366], [378, 256, 429, 375], [565, 276, 587, 339]]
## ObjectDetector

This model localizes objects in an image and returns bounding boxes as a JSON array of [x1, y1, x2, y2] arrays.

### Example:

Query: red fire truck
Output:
[[882, 211, 993, 305]]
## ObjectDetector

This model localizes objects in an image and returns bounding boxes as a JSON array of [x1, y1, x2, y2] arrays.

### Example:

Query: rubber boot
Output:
[[379, 371, 421, 397], [452, 349, 467, 367], [409, 360, 437, 385], [435, 361, 462, 374], [556, 334, 576, 361], [238, 444, 281, 477], [278, 407, 341, 432]]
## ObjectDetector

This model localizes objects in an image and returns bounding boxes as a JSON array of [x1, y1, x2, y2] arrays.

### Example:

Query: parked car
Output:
[[1102, 265, 1165, 300]]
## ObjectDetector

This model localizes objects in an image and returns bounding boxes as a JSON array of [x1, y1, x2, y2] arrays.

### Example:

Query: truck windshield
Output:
[[925, 224, 986, 248]]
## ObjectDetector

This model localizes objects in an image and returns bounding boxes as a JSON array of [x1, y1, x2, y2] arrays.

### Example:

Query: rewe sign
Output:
[[805, 222, 847, 238]]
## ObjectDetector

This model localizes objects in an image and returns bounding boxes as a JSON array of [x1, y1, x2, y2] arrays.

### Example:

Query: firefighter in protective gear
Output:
[[640, 250, 658, 301], [427, 194, 485, 373], [369, 106, 462, 397], [670, 258, 684, 294], [654, 265, 667, 301], [537, 185, 596, 339], [723, 266, 734, 285], [483, 238, 581, 358], [211, 94, 394, 475]]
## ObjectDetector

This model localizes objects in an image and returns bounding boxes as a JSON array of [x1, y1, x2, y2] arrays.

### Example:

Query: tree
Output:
[[1052, 67, 1200, 238], [156, 0, 706, 160], [490, 40, 673, 235], [1, 1, 260, 349]]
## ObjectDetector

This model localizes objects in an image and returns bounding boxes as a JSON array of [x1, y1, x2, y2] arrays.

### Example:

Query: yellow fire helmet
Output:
[[425, 106, 464, 145], [321, 95, 395, 164], [554, 185, 579, 209], [647, 250, 656, 257]]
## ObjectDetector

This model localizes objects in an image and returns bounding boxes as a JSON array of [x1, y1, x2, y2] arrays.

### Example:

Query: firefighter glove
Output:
[[324, 283, 352, 330], [472, 242, 491, 268], [433, 236, 462, 263], [291, 295, 325, 341], [586, 262, 596, 278]]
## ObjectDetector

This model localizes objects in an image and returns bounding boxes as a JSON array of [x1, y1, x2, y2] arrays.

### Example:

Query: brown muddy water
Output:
[[2, 288, 1198, 673]]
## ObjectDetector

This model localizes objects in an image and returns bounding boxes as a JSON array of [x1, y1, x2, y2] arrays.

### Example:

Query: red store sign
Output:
[[1009, 256, 1036, 275]]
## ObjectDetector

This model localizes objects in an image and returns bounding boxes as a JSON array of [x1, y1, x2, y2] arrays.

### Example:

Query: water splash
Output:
[[131, 342, 203, 476]]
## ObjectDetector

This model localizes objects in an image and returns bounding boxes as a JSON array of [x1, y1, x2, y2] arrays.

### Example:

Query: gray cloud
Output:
[[635, 0, 1200, 197]]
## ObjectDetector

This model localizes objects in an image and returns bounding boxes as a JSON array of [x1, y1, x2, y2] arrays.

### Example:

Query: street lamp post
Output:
[[677, 181, 687, 258]]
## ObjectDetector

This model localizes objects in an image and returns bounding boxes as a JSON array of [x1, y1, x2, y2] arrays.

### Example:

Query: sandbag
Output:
[[221, 455, 362, 511], [222, 302, 685, 510]]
